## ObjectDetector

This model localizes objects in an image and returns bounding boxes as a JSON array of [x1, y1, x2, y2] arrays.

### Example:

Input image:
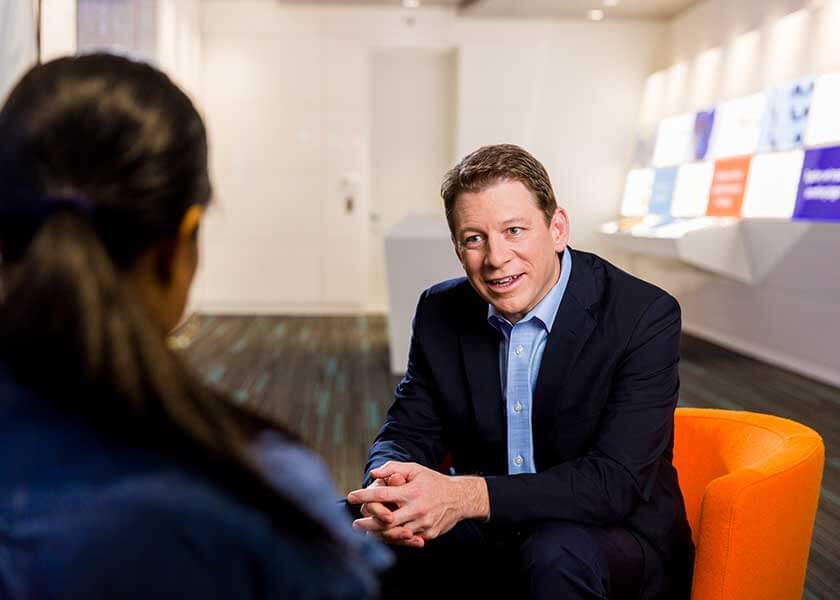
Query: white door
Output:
[[369, 48, 457, 311], [194, 28, 369, 314]]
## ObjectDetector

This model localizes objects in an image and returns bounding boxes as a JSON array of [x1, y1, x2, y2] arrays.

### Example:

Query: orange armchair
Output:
[[673, 408, 825, 600]]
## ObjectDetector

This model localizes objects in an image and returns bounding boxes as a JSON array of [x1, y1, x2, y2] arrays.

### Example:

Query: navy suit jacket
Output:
[[365, 248, 694, 597]]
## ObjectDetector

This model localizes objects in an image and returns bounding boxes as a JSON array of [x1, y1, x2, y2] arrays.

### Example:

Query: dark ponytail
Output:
[[0, 55, 333, 544]]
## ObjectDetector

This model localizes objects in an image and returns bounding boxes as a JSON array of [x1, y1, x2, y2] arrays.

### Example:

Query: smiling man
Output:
[[348, 144, 694, 600]]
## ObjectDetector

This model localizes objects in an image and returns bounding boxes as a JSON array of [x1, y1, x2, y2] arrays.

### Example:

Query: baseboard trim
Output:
[[683, 320, 840, 389], [194, 303, 363, 316]]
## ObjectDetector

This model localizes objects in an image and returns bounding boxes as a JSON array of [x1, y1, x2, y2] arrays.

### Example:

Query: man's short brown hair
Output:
[[441, 144, 557, 234]]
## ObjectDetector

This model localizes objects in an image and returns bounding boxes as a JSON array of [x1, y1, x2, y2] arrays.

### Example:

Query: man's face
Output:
[[452, 179, 569, 324]]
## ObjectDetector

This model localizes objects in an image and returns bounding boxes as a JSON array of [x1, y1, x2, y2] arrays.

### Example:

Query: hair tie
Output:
[[42, 194, 95, 219], [0, 194, 97, 265]]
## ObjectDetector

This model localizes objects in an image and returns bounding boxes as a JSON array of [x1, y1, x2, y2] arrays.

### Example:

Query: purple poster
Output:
[[693, 109, 715, 161], [794, 146, 840, 221]]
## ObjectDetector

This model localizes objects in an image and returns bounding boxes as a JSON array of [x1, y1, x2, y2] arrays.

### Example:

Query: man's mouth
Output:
[[486, 273, 523, 289]]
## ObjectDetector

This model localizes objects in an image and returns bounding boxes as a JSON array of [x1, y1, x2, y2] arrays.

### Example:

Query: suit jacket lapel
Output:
[[460, 292, 505, 445], [532, 249, 600, 441]]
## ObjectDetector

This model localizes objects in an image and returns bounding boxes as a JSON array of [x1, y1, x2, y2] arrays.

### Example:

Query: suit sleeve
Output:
[[484, 293, 681, 526], [363, 291, 447, 487]]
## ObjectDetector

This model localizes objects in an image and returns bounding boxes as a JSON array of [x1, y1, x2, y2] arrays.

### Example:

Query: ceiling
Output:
[[273, 0, 703, 20], [273, 0, 462, 7], [462, 0, 702, 20]]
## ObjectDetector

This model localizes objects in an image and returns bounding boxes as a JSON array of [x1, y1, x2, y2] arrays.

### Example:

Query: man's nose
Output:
[[484, 235, 512, 269]]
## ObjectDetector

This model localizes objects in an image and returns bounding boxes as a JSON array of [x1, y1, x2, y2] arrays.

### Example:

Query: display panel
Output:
[[620, 169, 655, 217], [652, 113, 695, 167], [632, 126, 657, 167], [708, 93, 767, 159], [707, 156, 752, 217], [804, 71, 840, 148], [671, 162, 714, 218], [794, 145, 840, 221], [648, 167, 679, 217], [742, 150, 805, 218], [757, 77, 814, 152], [77, 0, 158, 62]]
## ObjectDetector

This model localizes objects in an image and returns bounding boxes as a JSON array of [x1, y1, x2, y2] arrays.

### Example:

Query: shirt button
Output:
[[514, 402, 523, 413], [514, 344, 524, 356], [514, 455, 524, 466]]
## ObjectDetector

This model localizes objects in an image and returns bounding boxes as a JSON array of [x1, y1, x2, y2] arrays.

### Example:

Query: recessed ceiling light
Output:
[[588, 9, 605, 21], [603, 0, 620, 6], [402, 0, 421, 8]]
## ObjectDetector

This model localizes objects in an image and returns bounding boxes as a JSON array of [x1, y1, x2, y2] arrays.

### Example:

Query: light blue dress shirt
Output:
[[487, 250, 572, 474]]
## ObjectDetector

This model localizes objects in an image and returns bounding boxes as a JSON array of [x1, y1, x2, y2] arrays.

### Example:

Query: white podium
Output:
[[384, 215, 463, 375]]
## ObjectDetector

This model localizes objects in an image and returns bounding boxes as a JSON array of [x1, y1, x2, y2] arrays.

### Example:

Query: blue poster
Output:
[[758, 76, 815, 152], [794, 145, 840, 221], [649, 167, 679, 217], [693, 109, 715, 161]]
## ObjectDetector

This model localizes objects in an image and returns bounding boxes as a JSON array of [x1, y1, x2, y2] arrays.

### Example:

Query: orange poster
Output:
[[707, 156, 752, 217]]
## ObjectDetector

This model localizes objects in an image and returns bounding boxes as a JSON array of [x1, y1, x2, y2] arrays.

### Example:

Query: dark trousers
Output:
[[378, 519, 647, 600]]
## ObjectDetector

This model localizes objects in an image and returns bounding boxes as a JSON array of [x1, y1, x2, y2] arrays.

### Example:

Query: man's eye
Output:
[[508, 227, 522, 235], [463, 235, 483, 246]]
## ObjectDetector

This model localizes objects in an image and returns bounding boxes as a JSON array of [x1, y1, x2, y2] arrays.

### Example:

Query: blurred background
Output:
[[2, 0, 838, 596]]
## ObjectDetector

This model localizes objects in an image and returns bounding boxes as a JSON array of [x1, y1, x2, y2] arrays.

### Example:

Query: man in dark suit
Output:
[[347, 144, 694, 599]]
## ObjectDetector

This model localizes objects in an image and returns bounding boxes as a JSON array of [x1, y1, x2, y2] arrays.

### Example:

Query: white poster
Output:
[[652, 113, 695, 167], [671, 162, 714, 218], [620, 169, 654, 217], [804, 71, 840, 148], [742, 150, 805, 218], [708, 93, 767, 159]]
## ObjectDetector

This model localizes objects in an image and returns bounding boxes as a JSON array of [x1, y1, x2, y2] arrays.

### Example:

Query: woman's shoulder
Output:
[[247, 429, 393, 574]]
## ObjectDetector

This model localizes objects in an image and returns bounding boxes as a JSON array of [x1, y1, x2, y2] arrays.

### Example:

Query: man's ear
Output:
[[550, 207, 570, 252]]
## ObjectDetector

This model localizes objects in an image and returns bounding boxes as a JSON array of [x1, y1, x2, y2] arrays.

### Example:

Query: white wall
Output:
[[39, 0, 202, 98], [157, 0, 202, 102], [194, 1, 668, 314], [0, 0, 36, 102], [456, 18, 668, 252], [194, 2, 456, 314], [613, 0, 840, 386], [40, 0, 76, 61], [667, 0, 840, 104], [370, 49, 456, 312]]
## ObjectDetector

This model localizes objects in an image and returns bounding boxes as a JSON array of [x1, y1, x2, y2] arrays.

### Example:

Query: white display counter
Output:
[[384, 214, 463, 375], [599, 217, 813, 284]]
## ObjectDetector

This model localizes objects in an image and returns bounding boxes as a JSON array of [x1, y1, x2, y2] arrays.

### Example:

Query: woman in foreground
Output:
[[0, 54, 388, 599]]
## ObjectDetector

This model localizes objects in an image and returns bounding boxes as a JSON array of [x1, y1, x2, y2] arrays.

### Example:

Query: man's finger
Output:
[[361, 501, 394, 523], [352, 517, 392, 533], [355, 519, 414, 540], [401, 517, 437, 539], [347, 485, 404, 506], [365, 527, 425, 548], [384, 504, 421, 528], [385, 473, 407, 486], [370, 461, 416, 481]]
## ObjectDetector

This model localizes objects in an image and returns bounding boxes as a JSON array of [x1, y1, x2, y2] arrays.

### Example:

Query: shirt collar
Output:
[[487, 249, 573, 332]]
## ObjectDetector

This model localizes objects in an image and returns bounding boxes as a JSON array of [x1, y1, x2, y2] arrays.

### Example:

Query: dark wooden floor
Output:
[[181, 315, 839, 599]]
